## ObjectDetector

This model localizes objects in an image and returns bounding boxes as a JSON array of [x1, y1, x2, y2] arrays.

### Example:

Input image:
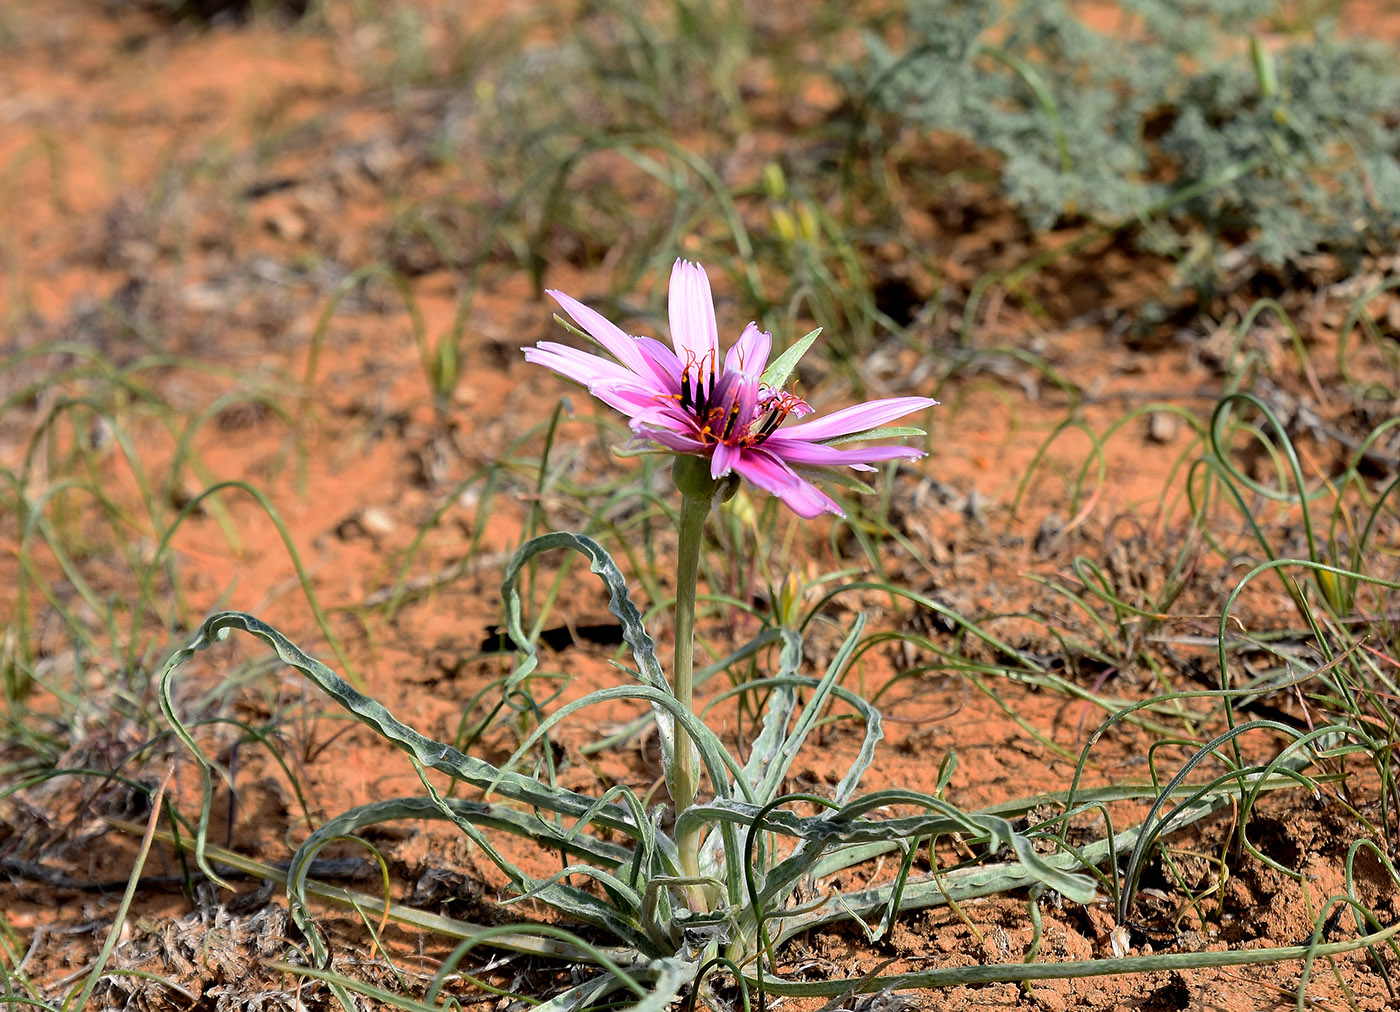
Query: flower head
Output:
[[524, 259, 937, 518]]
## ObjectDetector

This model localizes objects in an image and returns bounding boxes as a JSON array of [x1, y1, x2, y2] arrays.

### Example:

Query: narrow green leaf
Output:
[[748, 921, 1400, 996], [820, 425, 927, 446], [581, 628, 786, 757], [502, 533, 679, 772], [803, 467, 877, 494], [760, 328, 821, 390], [160, 613, 647, 843], [490, 681, 748, 808], [983, 815, 1097, 904], [761, 615, 879, 806], [612, 444, 674, 458], [735, 629, 803, 797], [286, 788, 654, 956]]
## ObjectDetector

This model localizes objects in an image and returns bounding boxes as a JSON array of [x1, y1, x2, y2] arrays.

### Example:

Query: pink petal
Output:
[[627, 400, 697, 434], [548, 289, 652, 378], [732, 447, 844, 518], [621, 400, 688, 429], [634, 424, 710, 456], [776, 396, 937, 442], [636, 337, 683, 391], [524, 342, 645, 389], [524, 344, 678, 422], [759, 437, 927, 468], [781, 483, 844, 517], [724, 322, 772, 377], [592, 386, 671, 419], [668, 260, 719, 373], [710, 440, 741, 479]]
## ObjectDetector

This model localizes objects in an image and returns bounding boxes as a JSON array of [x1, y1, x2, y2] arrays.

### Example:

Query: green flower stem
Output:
[[670, 457, 724, 910], [672, 490, 709, 893]]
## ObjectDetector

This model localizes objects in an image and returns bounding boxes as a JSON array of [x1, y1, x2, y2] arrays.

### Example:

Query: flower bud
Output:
[[762, 161, 788, 201], [776, 571, 804, 628], [771, 206, 797, 245]]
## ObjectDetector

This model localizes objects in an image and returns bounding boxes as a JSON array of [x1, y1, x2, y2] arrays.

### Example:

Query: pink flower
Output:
[[524, 260, 936, 518]]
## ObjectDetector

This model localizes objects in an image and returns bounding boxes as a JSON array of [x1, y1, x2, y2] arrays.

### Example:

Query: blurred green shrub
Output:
[[869, 0, 1400, 270]]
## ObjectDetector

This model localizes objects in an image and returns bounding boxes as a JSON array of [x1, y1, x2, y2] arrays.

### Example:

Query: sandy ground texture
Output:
[[3, 2, 1400, 1010]]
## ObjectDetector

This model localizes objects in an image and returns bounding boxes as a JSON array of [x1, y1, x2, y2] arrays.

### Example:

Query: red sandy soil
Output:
[[2, 2, 1399, 1010]]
